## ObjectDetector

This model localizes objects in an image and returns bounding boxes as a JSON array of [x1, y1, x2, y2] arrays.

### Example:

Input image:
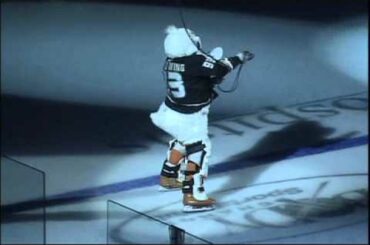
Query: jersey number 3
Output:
[[168, 72, 186, 98]]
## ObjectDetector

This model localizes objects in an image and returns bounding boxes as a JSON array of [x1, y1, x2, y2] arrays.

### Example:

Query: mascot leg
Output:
[[159, 139, 186, 191], [182, 139, 215, 212]]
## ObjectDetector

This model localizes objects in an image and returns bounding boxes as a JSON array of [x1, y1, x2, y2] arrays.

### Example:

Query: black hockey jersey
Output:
[[163, 53, 242, 114]]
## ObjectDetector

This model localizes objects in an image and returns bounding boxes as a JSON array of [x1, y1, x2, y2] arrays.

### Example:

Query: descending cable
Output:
[[217, 61, 244, 93], [175, 0, 245, 93], [176, 0, 219, 62], [162, 57, 169, 90]]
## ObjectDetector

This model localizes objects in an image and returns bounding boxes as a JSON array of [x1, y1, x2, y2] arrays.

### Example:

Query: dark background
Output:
[[1, 0, 368, 155]]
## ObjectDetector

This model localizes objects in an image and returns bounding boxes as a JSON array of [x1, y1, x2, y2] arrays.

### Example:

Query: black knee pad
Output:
[[185, 141, 207, 168], [161, 160, 181, 178]]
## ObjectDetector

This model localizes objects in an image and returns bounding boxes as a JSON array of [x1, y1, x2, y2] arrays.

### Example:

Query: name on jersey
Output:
[[167, 62, 185, 72]]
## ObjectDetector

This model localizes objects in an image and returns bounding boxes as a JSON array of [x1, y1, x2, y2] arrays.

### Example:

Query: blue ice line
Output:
[[51, 135, 368, 200]]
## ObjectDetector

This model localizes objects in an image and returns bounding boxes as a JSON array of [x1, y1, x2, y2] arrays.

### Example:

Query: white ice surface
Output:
[[2, 93, 368, 244]]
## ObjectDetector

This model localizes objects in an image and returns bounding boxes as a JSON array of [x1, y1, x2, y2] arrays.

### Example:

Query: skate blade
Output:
[[183, 205, 214, 213], [158, 185, 181, 192]]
